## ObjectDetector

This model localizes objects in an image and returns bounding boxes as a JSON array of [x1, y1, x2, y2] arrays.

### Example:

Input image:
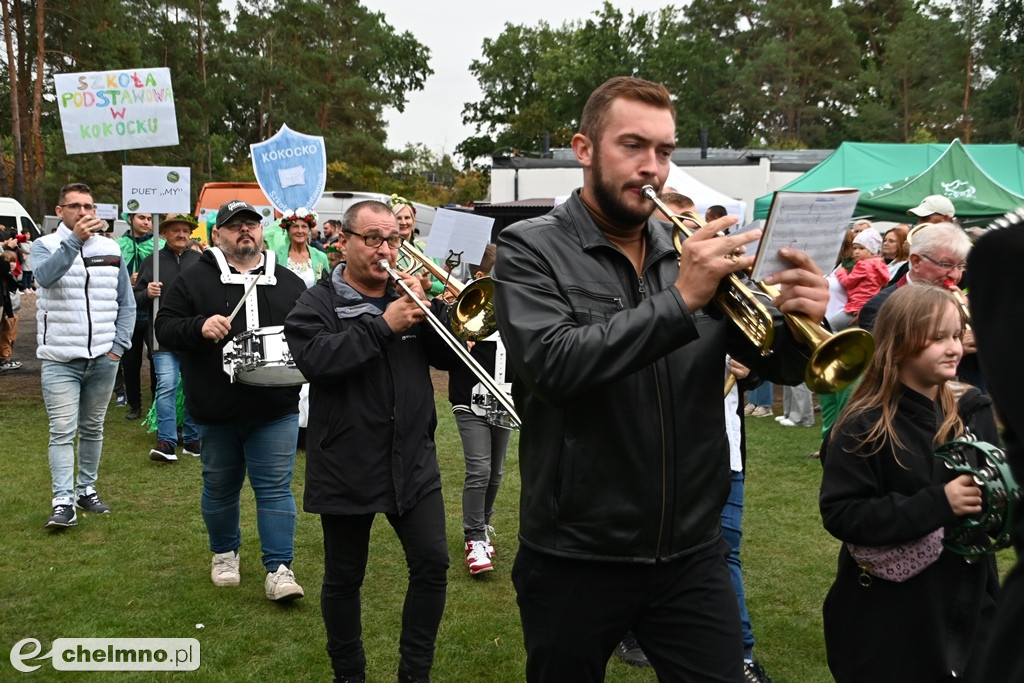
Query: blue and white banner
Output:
[[250, 124, 326, 213]]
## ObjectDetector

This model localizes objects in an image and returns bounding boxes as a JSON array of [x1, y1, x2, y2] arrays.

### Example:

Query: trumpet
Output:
[[378, 259, 521, 428], [642, 185, 874, 394]]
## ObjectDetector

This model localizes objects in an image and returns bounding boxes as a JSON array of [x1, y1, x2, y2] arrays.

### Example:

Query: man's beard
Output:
[[221, 237, 261, 261], [591, 158, 655, 227]]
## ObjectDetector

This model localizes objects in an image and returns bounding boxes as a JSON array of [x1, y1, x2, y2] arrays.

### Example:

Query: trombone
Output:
[[377, 258, 521, 429], [398, 239, 497, 342], [642, 185, 874, 394]]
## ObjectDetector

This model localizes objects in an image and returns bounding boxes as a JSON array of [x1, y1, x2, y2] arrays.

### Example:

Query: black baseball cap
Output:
[[216, 200, 262, 227]]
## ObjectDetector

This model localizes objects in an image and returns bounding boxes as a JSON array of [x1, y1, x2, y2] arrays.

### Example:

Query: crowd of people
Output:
[[9, 75, 1022, 683]]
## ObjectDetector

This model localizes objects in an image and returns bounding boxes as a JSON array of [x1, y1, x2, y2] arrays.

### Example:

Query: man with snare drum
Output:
[[155, 200, 308, 602]]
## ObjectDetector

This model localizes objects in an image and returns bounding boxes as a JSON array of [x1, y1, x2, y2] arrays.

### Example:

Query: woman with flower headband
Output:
[[273, 208, 329, 289], [389, 194, 445, 299]]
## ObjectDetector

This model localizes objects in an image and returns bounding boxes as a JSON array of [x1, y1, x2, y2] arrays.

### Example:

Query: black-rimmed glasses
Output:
[[344, 229, 403, 249], [920, 253, 967, 272], [219, 219, 262, 231]]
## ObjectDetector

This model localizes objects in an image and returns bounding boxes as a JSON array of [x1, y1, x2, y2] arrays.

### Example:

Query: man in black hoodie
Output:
[[155, 200, 307, 603]]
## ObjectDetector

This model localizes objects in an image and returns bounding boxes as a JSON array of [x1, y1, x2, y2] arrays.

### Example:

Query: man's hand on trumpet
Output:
[[673, 214, 757, 311], [383, 270, 428, 333]]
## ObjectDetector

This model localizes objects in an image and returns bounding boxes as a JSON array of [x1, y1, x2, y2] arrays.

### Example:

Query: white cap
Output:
[[908, 195, 955, 218]]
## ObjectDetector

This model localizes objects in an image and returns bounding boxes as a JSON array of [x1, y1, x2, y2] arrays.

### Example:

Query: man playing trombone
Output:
[[284, 200, 461, 683], [493, 76, 830, 682]]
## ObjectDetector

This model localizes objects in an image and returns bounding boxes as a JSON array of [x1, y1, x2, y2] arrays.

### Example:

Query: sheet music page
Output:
[[750, 190, 861, 282], [423, 208, 493, 267]]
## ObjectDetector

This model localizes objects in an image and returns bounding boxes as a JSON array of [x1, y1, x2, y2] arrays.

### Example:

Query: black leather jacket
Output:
[[493, 190, 811, 563]]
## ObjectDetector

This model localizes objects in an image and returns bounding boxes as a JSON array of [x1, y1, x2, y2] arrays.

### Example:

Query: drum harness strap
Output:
[[209, 247, 278, 330]]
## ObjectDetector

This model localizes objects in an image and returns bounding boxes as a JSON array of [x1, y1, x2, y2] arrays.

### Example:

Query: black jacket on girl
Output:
[[820, 386, 1000, 683]]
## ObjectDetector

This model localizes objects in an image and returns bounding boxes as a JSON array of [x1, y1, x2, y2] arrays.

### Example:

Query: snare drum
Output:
[[221, 325, 306, 386]]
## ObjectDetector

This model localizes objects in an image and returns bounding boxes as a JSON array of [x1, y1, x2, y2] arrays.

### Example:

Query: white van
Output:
[[0, 196, 39, 239], [314, 191, 436, 238]]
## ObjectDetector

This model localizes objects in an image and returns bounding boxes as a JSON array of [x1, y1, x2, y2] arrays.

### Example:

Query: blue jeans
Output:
[[41, 356, 120, 505], [152, 351, 199, 445], [747, 382, 773, 408], [721, 470, 755, 659], [198, 414, 299, 571]]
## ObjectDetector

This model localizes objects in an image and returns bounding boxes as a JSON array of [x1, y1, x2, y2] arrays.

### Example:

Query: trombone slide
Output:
[[378, 260, 522, 428]]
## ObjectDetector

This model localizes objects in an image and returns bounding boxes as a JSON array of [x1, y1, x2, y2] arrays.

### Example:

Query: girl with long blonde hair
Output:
[[819, 284, 1000, 683]]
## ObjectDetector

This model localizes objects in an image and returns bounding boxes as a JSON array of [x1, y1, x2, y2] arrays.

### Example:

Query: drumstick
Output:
[[227, 276, 261, 324]]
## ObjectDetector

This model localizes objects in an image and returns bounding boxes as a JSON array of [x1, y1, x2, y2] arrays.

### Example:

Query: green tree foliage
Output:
[[0, 0, 437, 211], [737, 0, 860, 147], [976, 0, 1024, 143], [459, 0, 1019, 157]]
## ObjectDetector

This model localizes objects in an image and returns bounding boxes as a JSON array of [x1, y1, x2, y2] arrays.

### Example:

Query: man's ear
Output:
[[571, 133, 593, 169]]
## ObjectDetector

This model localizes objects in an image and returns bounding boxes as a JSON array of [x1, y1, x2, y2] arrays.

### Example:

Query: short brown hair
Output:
[[342, 200, 393, 234], [579, 77, 675, 142], [58, 183, 92, 205], [660, 192, 695, 212]]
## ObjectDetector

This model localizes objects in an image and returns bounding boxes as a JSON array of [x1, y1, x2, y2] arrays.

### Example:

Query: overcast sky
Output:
[[360, 0, 681, 160]]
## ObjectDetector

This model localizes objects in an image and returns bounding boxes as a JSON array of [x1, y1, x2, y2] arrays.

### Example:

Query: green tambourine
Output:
[[935, 439, 1021, 557]]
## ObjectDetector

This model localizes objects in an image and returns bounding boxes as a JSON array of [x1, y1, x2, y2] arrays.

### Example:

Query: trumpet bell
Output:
[[805, 327, 875, 393], [451, 277, 498, 342]]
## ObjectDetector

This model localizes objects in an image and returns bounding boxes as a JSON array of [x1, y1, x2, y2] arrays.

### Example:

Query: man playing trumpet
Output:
[[493, 76, 829, 682]]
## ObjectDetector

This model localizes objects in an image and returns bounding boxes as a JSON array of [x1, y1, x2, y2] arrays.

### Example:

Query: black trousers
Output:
[[320, 488, 448, 680], [513, 540, 745, 683], [119, 318, 154, 409]]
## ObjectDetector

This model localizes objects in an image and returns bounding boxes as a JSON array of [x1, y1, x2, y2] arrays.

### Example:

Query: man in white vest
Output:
[[32, 183, 136, 529]]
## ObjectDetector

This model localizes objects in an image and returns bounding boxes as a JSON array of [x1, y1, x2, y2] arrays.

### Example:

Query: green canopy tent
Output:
[[856, 140, 1024, 223], [753, 141, 1024, 220]]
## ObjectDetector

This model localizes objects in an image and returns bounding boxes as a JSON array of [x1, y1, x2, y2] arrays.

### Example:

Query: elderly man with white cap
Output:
[[908, 195, 956, 224]]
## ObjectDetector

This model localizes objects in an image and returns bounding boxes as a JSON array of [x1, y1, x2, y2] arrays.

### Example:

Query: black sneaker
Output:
[[149, 441, 178, 462], [75, 491, 111, 514], [0, 359, 21, 371], [744, 659, 772, 683], [126, 406, 141, 420], [183, 440, 202, 457], [333, 675, 365, 683], [613, 632, 650, 668], [45, 504, 78, 528]]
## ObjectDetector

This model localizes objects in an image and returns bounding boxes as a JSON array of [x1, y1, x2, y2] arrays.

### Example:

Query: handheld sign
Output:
[[53, 68, 179, 154], [122, 166, 191, 214]]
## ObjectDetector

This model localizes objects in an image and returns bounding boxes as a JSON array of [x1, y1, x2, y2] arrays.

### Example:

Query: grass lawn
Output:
[[1, 372, 1013, 681]]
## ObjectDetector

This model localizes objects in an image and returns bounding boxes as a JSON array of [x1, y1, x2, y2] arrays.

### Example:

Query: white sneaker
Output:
[[465, 539, 494, 575], [484, 525, 497, 558], [265, 564, 304, 602], [774, 415, 787, 423], [211, 550, 240, 587], [777, 417, 797, 427]]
